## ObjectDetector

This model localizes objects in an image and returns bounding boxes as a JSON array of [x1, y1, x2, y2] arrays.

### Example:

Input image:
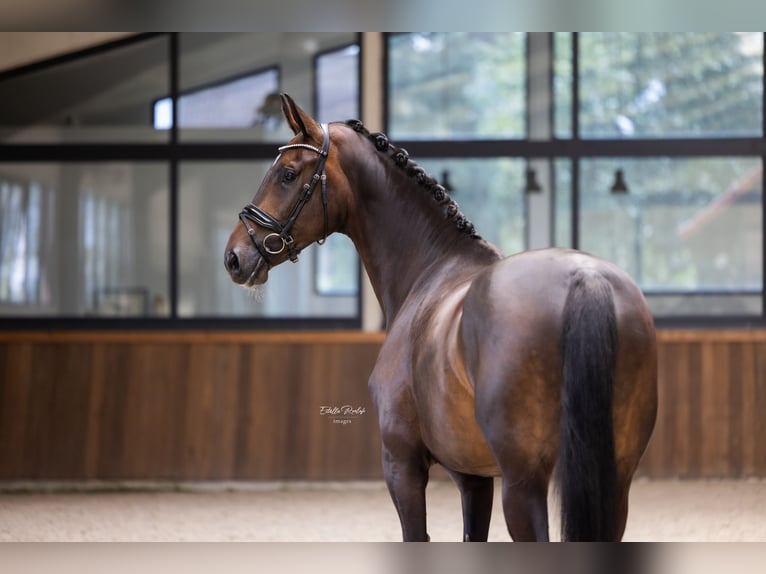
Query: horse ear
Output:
[[280, 93, 322, 140]]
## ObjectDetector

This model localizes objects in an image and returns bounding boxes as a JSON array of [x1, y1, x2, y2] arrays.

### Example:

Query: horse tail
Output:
[[558, 270, 618, 541]]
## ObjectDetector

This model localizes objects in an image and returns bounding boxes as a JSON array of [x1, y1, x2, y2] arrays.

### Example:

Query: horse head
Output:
[[224, 93, 347, 287]]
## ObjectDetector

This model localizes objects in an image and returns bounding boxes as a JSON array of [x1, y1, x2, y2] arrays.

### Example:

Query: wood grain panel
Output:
[[0, 330, 764, 481], [754, 342, 766, 476], [0, 343, 32, 476]]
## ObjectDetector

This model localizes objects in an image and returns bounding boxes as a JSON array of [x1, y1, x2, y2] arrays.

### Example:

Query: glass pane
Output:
[[0, 163, 168, 316], [553, 158, 573, 248], [313, 43, 361, 296], [553, 32, 573, 139], [579, 157, 762, 316], [178, 33, 358, 142], [0, 36, 169, 144], [388, 33, 526, 140], [157, 68, 279, 130], [578, 33, 764, 138], [316, 44, 360, 123], [416, 158, 526, 255], [315, 234, 359, 296], [178, 162, 358, 318]]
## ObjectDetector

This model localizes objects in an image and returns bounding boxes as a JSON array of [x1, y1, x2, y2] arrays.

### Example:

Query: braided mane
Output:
[[344, 120, 480, 240]]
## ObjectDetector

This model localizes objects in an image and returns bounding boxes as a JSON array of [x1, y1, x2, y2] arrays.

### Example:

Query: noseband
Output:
[[238, 123, 330, 266]]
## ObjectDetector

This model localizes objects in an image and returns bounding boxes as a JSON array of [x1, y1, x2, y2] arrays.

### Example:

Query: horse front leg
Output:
[[381, 441, 431, 542], [446, 469, 495, 541]]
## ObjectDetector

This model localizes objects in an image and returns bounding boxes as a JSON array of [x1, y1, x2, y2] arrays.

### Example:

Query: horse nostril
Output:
[[225, 249, 240, 273]]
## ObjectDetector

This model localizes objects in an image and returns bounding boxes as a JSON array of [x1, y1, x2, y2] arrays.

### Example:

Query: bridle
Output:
[[238, 123, 330, 266]]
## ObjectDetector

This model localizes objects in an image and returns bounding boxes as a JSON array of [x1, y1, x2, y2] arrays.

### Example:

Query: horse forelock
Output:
[[343, 120, 480, 240]]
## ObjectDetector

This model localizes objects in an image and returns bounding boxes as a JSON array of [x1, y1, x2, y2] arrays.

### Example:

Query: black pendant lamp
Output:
[[524, 167, 542, 193], [611, 168, 629, 193]]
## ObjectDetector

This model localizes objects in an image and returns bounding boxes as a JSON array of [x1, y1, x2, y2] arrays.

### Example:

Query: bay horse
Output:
[[224, 94, 658, 542]]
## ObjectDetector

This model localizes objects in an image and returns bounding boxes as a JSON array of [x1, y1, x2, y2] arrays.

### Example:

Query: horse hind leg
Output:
[[474, 371, 558, 541], [445, 470, 495, 541], [473, 378, 557, 540], [501, 468, 552, 542]]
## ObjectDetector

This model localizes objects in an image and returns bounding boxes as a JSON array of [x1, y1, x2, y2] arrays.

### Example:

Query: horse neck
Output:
[[339, 143, 501, 324]]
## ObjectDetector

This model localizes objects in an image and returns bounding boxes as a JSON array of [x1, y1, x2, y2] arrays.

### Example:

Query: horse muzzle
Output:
[[224, 244, 269, 286]]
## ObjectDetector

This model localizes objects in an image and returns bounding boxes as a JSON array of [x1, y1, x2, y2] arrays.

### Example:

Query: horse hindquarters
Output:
[[558, 270, 619, 541]]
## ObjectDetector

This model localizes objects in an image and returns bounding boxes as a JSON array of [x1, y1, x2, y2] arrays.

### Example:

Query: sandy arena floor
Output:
[[1, 478, 764, 542]]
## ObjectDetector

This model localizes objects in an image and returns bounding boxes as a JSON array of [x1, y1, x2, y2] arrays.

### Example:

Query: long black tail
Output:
[[558, 270, 618, 541]]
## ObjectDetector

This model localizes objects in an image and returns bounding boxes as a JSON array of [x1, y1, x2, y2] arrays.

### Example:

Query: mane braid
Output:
[[345, 119, 480, 239]]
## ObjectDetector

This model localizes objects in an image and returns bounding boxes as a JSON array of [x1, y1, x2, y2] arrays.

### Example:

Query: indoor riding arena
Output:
[[1, 32, 765, 548]]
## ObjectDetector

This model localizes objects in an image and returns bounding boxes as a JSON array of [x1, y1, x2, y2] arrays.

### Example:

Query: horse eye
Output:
[[283, 169, 297, 182]]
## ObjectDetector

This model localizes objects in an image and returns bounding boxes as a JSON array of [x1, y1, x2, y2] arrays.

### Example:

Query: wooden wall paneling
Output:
[[178, 343, 223, 479], [737, 342, 755, 476], [96, 343, 131, 479], [19, 344, 48, 478], [113, 342, 190, 480], [685, 343, 703, 478], [285, 342, 315, 479], [84, 343, 105, 478], [308, 343, 333, 480], [660, 341, 692, 479], [177, 343, 208, 478], [671, 342, 692, 477], [0, 343, 32, 480], [117, 344, 168, 479], [662, 341, 679, 476], [0, 331, 764, 481], [49, 342, 94, 479], [754, 342, 766, 475], [300, 342, 380, 480], [635, 340, 662, 476], [699, 342, 729, 477], [166, 343, 195, 478], [191, 344, 242, 480], [728, 342, 745, 477], [235, 342, 295, 479], [26, 343, 80, 478], [335, 341, 382, 479], [302, 343, 333, 480]]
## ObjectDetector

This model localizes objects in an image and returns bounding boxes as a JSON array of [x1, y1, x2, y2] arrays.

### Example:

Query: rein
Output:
[[238, 123, 330, 266]]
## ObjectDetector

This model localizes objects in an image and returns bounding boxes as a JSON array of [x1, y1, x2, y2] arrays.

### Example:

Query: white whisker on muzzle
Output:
[[246, 284, 264, 303]]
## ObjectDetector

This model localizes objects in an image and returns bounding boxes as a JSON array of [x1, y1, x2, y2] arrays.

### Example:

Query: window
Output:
[[154, 67, 279, 131], [386, 32, 766, 322], [579, 157, 762, 316], [415, 158, 527, 255], [552, 33, 765, 320], [388, 32, 526, 140], [0, 177, 52, 308], [386, 33, 529, 258], [577, 33, 763, 139], [316, 44, 360, 123], [0, 35, 169, 144], [172, 33, 361, 318], [177, 161, 357, 318], [0, 162, 168, 317], [314, 44, 361, 297], [0, 33, 362, 327], [4, 33, 765, 326]]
